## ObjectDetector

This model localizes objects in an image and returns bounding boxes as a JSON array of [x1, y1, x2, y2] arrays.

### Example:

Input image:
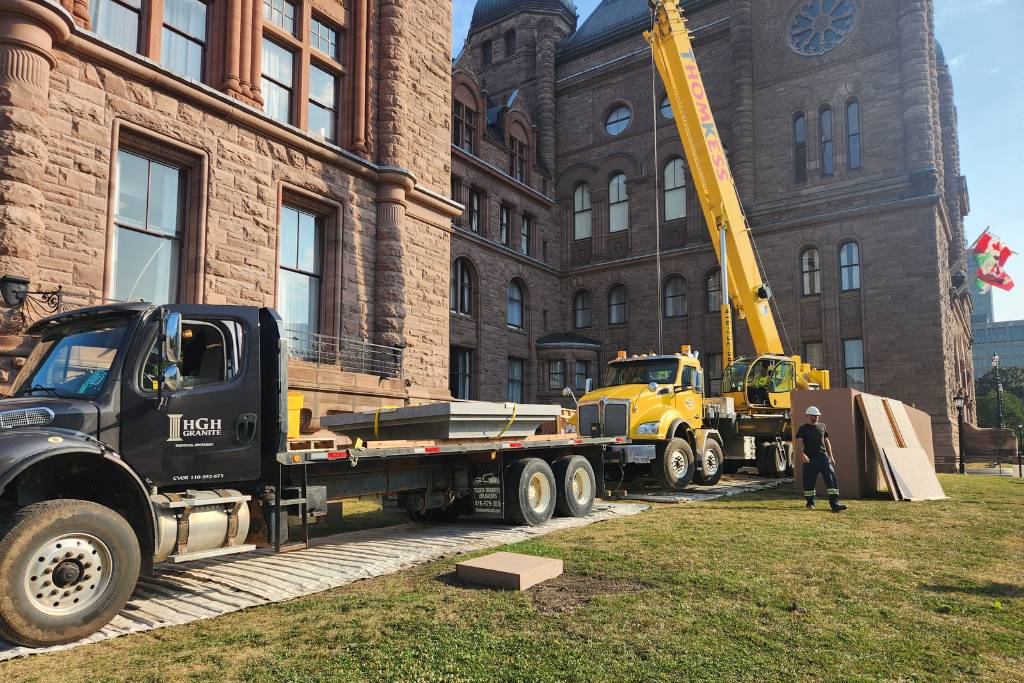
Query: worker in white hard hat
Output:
[[795, 406, 848, 512]]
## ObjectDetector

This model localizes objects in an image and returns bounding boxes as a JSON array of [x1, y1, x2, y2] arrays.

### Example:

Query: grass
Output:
[[2, 475, 1022, 682]]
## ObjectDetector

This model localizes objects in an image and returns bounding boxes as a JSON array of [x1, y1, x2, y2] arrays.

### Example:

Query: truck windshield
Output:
[[13, 319, 129, 399], [604, 360, 678, 387], [722, 361, 750, 394]]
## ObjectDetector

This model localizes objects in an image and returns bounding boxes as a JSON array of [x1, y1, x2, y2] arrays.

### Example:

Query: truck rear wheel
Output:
[[553, 455, 596, 518], [757, 443, 788, 479], [694, 440, 724, 487], [0, 499, 141, 647], [505, 458, 556, 526], [654, 438, 695, 490]]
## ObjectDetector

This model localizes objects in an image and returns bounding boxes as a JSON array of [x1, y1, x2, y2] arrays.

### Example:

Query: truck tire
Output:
[[694, 440, 724, 487], [552, 455, 596, 518], [757, 443, 788, 479], [0, 499, 141, 647], [505, 458, 556, 526], [654, 438, 695, 490]]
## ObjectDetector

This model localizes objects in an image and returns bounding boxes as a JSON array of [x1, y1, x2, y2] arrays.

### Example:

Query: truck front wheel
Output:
[[0, 499, 141, 647], [505, 458, 556, 526], [655, 438, 695, 490]]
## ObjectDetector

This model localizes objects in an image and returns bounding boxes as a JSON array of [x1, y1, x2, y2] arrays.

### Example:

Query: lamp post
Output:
[[954, 390, 966, 475], [992, 353, 1004, 430], [1017, 424, 1023, 479]]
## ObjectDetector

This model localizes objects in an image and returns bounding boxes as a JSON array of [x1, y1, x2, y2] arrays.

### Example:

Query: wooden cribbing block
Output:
[[456, 552, 563, 591]]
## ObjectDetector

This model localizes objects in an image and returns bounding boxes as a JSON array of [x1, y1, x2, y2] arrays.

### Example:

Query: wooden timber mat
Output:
[[606, 474, 788, 503], [0, 502, 647, 661]]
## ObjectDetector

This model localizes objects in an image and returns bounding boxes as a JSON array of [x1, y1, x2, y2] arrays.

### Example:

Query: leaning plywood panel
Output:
[[857, 394, 903, 499], [881, 447, 947, 501]]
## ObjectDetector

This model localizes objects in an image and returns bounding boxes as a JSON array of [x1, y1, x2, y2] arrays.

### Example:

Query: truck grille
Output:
[[603, 403, 629, 437], [578, 404, 599, 437], [0, 407, 55, 430]]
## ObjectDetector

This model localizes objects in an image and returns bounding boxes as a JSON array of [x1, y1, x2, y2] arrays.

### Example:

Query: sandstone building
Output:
[[449, 0, 974, 470], [0, 0, 459, 411]]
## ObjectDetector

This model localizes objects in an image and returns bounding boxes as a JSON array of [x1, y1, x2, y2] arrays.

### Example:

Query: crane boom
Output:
[[645, 0, 783, 359]]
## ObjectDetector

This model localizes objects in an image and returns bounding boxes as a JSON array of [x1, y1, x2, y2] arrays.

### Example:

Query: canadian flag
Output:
[[972, 230, 1015, 293]]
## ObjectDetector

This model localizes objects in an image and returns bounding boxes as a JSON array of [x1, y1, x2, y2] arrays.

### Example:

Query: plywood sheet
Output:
[[881, 447, 947, 501]]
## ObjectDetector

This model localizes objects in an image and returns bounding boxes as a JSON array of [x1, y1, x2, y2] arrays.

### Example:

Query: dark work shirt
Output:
[[797, 422, 829, 460]]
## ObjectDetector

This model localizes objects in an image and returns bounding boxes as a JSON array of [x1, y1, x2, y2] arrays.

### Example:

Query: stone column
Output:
[[373, 173, 414, 350], [535, 21, 558, 174], [729, 0, 755, 204], [0, 0, 73, 286], [898, 0, 937, 177]]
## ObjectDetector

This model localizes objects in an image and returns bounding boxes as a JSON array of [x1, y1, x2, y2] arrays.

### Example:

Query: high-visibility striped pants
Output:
[[803, 457, 841, 509]]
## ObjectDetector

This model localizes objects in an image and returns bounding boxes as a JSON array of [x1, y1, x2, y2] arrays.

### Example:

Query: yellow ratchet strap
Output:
[[373, 406, 397, 440], [495, 403, 518, 439]]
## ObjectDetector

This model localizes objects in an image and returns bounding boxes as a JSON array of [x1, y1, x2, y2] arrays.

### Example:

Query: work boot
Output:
[[829, 494, 848, 513], [805, 496, 815, 509]]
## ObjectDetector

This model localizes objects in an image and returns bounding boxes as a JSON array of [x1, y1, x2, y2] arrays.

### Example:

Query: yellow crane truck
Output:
[[571, 0, 830, 488]]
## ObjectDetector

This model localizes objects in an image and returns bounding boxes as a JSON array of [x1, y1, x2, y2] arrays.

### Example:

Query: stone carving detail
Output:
[[787, 0, 857, 56]]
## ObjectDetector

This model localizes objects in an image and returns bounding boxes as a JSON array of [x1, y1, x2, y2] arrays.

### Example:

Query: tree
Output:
[[976, 387, 1024, 429], [976, 367, 1024, 403]]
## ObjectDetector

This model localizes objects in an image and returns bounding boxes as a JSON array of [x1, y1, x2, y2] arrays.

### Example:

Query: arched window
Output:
[[453, 98, 477, 154], [664, 276, 687, 318], [706, 269, 722, 312], [573, 290, 592, 329], [608, 173, 629, 233], [840, 242, 860, 291], [608, 284, 628, 325], [660, 94, 673, 119], [847, 98, 862, 170], [664, 159, 686, 221], [573, 183, 592, 240], [604, 106, 632, 135], [793, 113, 807, 183], [801, 248, 821, 296], [507, 278, 525, 329], [504, 30, 516, 57], [819, 105, 834, 177], [450, 258, 473, 315], [509, 134, 528, 183]]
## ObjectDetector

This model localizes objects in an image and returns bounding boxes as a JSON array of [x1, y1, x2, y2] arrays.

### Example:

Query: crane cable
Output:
[[650, 9, 664, 355]]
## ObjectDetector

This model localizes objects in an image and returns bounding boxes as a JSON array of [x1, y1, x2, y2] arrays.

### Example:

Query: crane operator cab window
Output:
[[141, 319, 244, 391], [746, 358, 796, 406]]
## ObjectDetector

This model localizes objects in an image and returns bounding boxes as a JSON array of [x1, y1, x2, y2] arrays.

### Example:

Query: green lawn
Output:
[[3, 475, 1022, 682]]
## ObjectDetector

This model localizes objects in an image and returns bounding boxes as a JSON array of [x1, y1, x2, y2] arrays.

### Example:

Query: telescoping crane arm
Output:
[[645, 0, 783, 364]]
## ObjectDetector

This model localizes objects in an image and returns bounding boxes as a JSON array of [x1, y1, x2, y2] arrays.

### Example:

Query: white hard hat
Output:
[[806, 406, 821, 416]]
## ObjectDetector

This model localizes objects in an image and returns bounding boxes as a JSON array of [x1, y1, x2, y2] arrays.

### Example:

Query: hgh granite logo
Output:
[[167, 414, 223, 442]]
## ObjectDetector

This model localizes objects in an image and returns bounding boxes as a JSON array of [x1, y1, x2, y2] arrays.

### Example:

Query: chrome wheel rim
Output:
[[571, 467, 592, 505], [527, 472, 552, 513], [704, 447, 720, 475], [25, 533, 113, 616], [670, 449, 689, 478]]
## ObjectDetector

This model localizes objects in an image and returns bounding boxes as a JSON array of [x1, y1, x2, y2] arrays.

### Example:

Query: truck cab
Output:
[[572, 347, 726, 490]]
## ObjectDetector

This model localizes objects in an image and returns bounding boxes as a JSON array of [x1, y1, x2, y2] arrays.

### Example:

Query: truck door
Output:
[[120, 306, 263, 487]]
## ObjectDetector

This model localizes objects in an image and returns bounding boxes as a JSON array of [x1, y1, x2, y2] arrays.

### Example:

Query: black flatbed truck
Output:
[[0, 303, 618, 647]]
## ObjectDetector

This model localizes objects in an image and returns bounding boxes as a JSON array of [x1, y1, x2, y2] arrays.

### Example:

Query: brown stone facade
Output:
[[451, 0, 973, 470], [0, 0, 458, 410]]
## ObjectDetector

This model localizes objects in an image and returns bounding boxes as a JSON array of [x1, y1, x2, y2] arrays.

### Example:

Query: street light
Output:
[[1017, 424, 1023, 479], [992, 353, 1004, 430], [954, 389, 966, 475]]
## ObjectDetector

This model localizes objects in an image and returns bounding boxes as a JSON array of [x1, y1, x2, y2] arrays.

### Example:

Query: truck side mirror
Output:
[[163, 312, 183, 364], [585, 378, 593, 393], [162, 365, 182, 392], [647, 381, 658, 394]]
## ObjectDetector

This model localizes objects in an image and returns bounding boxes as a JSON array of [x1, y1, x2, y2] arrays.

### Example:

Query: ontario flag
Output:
[[972, 230, 1015, 293]]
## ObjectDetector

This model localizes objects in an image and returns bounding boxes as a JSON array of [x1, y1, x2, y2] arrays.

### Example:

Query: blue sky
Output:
[[452, 0, 1024, 322]]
